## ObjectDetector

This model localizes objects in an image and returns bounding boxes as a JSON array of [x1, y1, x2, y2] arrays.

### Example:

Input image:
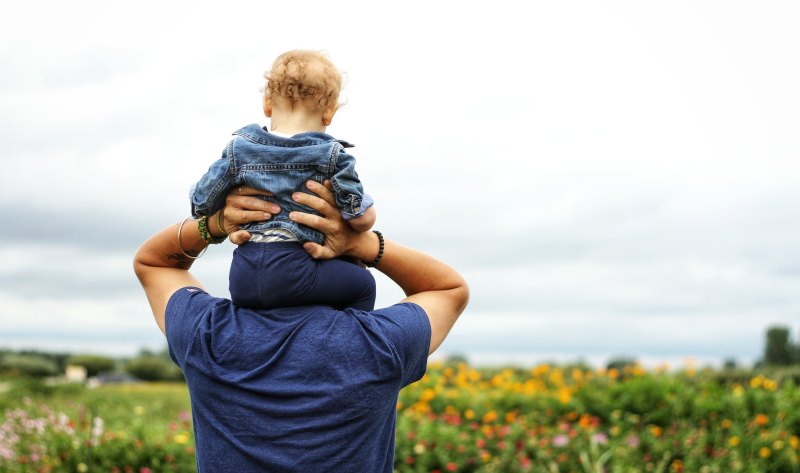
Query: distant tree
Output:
[[0, 354, 59, 378], [69, 354, 117, 377], [764, 326, 795, 366], [125, 355, 183, 381], [444, 354, 469, 366], [722, 358, 738, 370], [606, 357, 637, 372]]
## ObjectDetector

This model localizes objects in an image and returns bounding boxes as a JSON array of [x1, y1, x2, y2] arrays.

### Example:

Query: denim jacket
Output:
[[190, 124, 373, 244]]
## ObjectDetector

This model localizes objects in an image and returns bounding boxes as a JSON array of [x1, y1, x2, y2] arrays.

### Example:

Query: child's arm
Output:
[[191, 142, 235, 217], [330, 147, 375, 225], [348, 205, 376, 232]]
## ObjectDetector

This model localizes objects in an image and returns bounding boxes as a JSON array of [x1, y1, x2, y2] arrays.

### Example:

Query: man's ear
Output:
[[263, 95, 272, 117]]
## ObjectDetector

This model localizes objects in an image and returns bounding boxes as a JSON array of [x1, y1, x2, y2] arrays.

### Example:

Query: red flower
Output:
[[446, 462, 458, 471]]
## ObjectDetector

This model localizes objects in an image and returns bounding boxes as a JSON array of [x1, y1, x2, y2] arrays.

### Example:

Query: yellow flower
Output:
[[760, 447, 771, 458], [558, 386, 572, 404], [790, 436, 800, 450], [721, 419, 731, 429], [174, 433, 190, 445], [750, 376, 763, 389], [774, 440, 785, 451], [77, 464, 89, 473], [729, 436, 741, 447], [482, 410, 498, 423], [134, 405, 145, 415], [464, 409, 475, 420], [413, 443, 426, 455], [650, 425, 663, 437]]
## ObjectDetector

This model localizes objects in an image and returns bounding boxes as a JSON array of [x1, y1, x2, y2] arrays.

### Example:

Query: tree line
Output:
[[0, 348, 182, 381], [1, 325, 799, 381]]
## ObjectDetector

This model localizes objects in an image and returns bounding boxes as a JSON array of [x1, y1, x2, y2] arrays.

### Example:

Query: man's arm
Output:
[[290, 181, 469, 355], [133, 191, 280, 334]]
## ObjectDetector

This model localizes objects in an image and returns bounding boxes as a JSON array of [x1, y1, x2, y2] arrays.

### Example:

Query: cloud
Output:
[[1, 0, 799, 364]]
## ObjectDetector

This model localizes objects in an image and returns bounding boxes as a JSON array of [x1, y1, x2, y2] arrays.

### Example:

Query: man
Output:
[[134, 181, 469, 472]]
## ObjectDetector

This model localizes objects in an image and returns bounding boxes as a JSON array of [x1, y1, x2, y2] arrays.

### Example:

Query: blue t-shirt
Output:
[[165, 287, 431, 473]]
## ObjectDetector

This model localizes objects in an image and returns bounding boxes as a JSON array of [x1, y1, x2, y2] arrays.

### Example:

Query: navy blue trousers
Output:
[[229, 242, 376, 311]]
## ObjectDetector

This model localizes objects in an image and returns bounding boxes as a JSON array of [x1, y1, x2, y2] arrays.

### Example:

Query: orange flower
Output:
[[755, 414, 769, 426]]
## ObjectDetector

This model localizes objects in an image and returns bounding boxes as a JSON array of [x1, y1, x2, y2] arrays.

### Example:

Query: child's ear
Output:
[[263, 95, 272, 118], [322, 106, 337, 126]]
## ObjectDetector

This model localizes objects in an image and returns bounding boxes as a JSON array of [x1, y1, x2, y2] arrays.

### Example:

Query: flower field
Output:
[[1, 363, 799, 472]]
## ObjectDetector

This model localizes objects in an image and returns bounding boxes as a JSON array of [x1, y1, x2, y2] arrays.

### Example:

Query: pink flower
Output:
[[553, 434, 569, 447]]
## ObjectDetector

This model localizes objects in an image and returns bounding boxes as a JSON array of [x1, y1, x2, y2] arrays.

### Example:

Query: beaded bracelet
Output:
[[198, 215, 227, 244], [365, 230, 384, 267], [177, 218, 208, 259]]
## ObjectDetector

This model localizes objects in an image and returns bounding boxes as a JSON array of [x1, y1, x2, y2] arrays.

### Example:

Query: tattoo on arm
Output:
[[166, 252, 197, 270]]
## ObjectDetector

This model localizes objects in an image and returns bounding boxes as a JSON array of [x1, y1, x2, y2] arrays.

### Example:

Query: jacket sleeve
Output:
[[330, 148, 374, 220], [190, 141, 236, 217]]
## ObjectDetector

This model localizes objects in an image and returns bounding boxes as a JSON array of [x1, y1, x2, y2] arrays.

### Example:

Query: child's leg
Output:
[[229, 242, 375, 310], [305, 257, 376, 311]]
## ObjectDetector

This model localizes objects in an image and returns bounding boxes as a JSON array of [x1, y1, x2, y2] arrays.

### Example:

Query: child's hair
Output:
[[264, 50, 341, 113]]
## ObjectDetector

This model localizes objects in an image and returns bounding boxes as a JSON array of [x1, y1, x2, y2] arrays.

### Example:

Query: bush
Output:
[[0, 354, 59, 377], [125, 356, 183, 382], [69, 354, 117, 377]]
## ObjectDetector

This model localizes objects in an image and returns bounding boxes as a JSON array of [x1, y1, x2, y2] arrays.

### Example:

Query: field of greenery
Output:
[[1, 362, 799, 472]]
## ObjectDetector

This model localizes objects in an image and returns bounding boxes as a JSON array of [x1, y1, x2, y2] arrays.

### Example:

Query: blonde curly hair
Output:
[[264, 50, 341, 113]]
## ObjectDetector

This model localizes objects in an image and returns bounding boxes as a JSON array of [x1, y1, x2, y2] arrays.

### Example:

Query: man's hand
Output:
[[289, 180, 376, 261], [220, 186, 281, 244]]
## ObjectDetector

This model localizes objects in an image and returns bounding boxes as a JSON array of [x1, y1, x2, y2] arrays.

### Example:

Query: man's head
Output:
[[263, 50, 342, 126]]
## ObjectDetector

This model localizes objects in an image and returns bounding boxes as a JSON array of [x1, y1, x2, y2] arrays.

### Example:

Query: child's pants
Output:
[[229, 241, 376, 311]]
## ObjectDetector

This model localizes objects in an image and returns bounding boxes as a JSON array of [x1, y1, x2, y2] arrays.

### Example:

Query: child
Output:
[[190, 50, 377, 311]]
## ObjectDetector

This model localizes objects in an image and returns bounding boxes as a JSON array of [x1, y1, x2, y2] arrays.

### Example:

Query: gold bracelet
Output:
[[216, 210, 229, 237], [177, 218, 207, 259]]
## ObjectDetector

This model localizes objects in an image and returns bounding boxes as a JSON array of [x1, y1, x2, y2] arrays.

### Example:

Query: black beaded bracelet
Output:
[[365, 230, 384, 267]]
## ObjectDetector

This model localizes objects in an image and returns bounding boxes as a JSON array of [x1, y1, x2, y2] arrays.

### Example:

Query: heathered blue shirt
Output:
[[166, 287, 431, 473]]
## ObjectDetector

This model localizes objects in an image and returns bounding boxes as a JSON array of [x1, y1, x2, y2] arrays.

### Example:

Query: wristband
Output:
[[198, 216, 227, 244], [365, 230, 384, 267]]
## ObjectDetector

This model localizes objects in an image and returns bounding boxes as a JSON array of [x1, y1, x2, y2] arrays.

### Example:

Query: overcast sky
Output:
[[1, 1, 798, 367]]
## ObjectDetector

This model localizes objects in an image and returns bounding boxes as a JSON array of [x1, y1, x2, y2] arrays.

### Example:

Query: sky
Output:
[[1, 1, 799, 368]]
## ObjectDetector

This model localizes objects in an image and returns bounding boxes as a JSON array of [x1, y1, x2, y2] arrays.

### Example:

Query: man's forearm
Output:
[[375, 240, 466, 298], [134, 214, 226, 272]]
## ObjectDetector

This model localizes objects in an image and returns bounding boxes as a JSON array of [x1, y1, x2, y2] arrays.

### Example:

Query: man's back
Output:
[[166, 287, 430, 473]]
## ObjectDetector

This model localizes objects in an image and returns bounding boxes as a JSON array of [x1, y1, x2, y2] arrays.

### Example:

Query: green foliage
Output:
[[2, 366, 800, 472], [765, 326, 796, 366], [125, 355, 183, 382], [0, 354, 59, 378], [68, 354, 117, 377], [0, 382, 194, 472]]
